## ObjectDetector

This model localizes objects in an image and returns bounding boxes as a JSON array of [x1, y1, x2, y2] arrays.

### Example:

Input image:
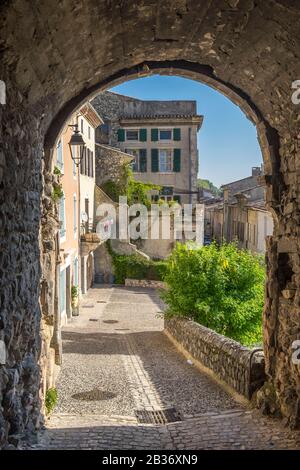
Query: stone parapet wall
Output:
[[165, 318, 265, 399], [125, 279, 166, 289]]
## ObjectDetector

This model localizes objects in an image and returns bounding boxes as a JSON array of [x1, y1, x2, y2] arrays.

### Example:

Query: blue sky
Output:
[[110, 75, 262, 188]]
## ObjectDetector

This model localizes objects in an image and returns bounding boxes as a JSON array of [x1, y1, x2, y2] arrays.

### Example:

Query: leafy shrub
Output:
[[101, 179, 126, 202], [51, 183, 64, 202], [107, 242, 167, 284], [53, 166, 62, 176], [162, 242, 265, 346], [45, 388, 58, 415], [101, 166, 160, 207]]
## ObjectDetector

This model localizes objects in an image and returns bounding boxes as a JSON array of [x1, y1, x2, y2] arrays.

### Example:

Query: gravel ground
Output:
[[54, 285, 238, 417]]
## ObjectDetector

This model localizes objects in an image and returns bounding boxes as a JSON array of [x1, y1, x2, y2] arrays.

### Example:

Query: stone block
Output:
[[0, 340, 6, 365]]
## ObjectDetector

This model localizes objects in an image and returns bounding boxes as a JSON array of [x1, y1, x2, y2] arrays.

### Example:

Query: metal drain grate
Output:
[[82, 305, 95, 309], [103, 319, 118, 324], [97, 301, 107, 303], [135, 408, 182, 425], [89, 318, 99, 322]]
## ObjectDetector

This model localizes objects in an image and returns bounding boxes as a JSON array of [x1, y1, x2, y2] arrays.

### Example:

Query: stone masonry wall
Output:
[[165, 318, 266, 400], [125, 279, 166, 289], [0, 90, 43, 448]]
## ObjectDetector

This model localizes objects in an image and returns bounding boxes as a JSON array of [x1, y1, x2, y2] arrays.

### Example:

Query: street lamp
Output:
[[68, 124, 86, 167]]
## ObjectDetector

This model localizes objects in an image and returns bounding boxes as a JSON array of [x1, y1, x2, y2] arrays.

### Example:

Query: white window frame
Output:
[[125, 148, 140, 172], [59, 267, 66, 318], [159, 149, 173, 173], [125, 129, 139, 141], [56, 138, 64, 173], [159, 128, 172, 141]]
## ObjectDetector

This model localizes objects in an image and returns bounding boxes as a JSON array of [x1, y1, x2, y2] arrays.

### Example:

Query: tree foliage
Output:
[[197, 178, 221, 196], [162, 242, 265, 346]]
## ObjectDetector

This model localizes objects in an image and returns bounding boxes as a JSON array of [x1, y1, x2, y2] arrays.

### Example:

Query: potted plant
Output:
[[71, 285, 79, 316]]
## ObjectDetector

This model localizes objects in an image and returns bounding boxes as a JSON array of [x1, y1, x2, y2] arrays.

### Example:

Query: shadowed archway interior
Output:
[[0, 0, 299, 446]]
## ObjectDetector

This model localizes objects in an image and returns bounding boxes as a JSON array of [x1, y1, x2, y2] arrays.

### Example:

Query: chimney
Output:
[[252, 166, 262, 177]]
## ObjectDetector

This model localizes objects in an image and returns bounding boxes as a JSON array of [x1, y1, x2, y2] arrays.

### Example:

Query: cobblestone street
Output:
[[38, 286, 300, 450]]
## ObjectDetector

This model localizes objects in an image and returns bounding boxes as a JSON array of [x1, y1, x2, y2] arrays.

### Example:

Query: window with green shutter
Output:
[[151, 149, 159, 172], [139, 149, 147, 172], [173, 195, 181, 204], [117, 128, 125, 142], [139, 128, 147, 142], [173, 149, 181, 172], [151, 128, 158, 142], [173, 128, 181, 141]]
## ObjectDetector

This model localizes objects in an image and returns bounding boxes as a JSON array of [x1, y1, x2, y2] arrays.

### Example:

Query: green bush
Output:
[[161, 242, 265, 346], [45, 388, 58, 415], [51, 183, 64, 202], [107, 242, 167, 284], [101, 166, 160, 207]]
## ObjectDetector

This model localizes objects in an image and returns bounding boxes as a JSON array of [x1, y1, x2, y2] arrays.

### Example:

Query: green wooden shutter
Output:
[[117, 128, 125, 142], [139, 128, 147, 142], [139, 149, 147, 172], [173, 149, 181, 172], [151, 149, 159, 172], [151, 128, 158, 142], [173, 128, 181, 141]]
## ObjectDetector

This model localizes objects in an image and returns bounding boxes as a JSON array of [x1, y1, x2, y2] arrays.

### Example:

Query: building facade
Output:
[[53, 102, 102, 326], [54, 122, 80, 326], [205, 167, 274, 254], [92, 92, 203, 205], [78, 103, 103, 294]]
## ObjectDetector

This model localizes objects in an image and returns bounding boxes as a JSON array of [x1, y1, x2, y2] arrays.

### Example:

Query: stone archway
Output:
[[0, 0, 299, 446]]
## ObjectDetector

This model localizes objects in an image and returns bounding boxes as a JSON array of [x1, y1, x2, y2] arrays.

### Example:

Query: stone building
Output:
[[205, 167, 274, 254], [92, 92, 203, 205]]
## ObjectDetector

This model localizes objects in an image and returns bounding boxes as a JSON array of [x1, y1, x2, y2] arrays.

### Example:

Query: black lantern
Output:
[[68, 124, 86, 167]]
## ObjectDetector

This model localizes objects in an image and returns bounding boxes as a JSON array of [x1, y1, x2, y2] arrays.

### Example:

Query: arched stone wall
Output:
[[0, 0, 299, 446]]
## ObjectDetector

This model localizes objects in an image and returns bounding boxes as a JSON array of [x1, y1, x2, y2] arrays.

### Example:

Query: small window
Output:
[[81, 119, 84, 133], [126, 130, 139, 141], [56, 139, 64, 171], [88, 126, 91, 139], [159, 129, 172, 140], [126, 149, 140, 172], [160, 186, 174, 196], [159, 149, 172, 172]]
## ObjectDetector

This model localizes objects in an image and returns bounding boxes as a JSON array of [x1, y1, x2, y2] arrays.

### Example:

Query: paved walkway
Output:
[[37, 286, 300, 450]]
